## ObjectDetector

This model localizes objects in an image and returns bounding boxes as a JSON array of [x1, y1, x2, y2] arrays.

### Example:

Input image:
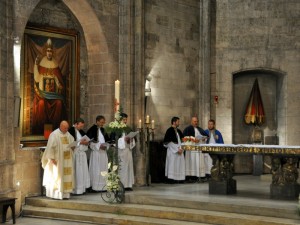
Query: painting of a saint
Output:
[[22, 27, 78, 142], [32, 38, 67, 134]]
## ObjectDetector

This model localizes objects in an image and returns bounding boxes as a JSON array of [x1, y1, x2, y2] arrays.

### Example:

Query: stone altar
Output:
[[182, 144, 300, 199]]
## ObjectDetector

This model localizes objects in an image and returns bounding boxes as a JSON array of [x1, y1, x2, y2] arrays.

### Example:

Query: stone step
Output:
[[22, 205, 209, 225], [126, 194, 300, 220], [23, 198, 300, 225]]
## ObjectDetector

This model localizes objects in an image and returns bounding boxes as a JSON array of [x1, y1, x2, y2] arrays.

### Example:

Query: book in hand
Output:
[[80, 135, 91, 142], [68, 135, 92, 148], [101, 142, 111, 148], [125, 131, 139, 139], [68, 140, 80, 148], [195, 134, 207, 141]]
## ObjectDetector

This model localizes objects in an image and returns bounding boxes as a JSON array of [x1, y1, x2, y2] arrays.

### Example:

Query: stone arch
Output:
[[232, 68, 287, 146], [16, 0, 113, 126], [62, 0, 114, 124]]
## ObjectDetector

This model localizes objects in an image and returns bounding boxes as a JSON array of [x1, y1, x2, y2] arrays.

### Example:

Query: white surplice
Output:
[[73, 130, 90, 194], [118, 133, 135, 188], [41, 129, 74, 200], [185, 128, 206, 177], [89, 128, 108, 191], [165, 132, 185, 180]]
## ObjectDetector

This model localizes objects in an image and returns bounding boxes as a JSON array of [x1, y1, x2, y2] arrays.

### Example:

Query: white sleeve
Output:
[[118, 134, 126, 149], [167, 142, 180, 154]]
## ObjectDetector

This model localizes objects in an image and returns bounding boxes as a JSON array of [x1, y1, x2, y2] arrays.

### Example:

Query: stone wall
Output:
[[0, 0, 15, 192], [144, 0, 200, 139], [15, 148, 41, 199], [214, 0, 300, 146], [0, 0, 22, 219]]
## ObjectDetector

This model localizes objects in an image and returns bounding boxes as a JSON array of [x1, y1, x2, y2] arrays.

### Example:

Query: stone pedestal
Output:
[[209, 179, 237, 195], [270, 184, 300, 200], [253, 154, 264, 176]]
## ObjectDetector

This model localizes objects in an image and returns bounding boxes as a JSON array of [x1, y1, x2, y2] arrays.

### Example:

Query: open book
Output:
[[68, 135, 92, 148], [125, 131, 139, 139], [195, 134, 208, 140], [68, 140, 80, 148], [80, 135, 91, 142]]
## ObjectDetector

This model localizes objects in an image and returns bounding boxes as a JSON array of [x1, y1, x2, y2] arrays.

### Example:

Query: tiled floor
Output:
[[6, 174, 300, 224]]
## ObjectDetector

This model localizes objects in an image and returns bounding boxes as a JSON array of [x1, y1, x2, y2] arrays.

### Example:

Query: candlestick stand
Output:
[[138, 121, 155, 186]]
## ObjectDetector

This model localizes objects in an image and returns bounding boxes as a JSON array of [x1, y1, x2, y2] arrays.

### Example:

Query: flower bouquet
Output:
[[106, 110, 130, 136], [100, 162, 125, 203], [182, 136, 197, 145], [101, 162, 120, 192]]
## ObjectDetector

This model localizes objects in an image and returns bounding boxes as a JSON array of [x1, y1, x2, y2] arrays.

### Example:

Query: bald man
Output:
[[41, 120, 75, 199]]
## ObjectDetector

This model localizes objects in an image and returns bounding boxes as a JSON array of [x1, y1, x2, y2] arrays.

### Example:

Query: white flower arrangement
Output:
[[107, 110, 129, 135], [101, 162, 120, 192], [108, 120, 127, 129]]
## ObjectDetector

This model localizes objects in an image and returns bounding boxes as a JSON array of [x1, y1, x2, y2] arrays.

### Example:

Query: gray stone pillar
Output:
[[0, 0, 17, 196], [199, 0, 211, 126], [119, 0, 146, 186]]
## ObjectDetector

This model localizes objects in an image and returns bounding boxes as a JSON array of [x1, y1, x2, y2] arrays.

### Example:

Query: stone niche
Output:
[[232, 70, 283, 174]]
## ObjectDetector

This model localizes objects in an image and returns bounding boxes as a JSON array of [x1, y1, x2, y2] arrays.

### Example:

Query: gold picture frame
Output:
[[21, 26, 79, 146]]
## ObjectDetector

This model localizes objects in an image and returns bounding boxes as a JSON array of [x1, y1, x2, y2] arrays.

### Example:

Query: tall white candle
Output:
[[151, 120, 155, 129], [138, 119, 142, 129], [146, 115, 150, 123], [115, 80, 120, 110]]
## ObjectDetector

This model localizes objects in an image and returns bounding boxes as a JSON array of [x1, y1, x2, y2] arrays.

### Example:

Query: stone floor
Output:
[[6, 175, 300, 224]]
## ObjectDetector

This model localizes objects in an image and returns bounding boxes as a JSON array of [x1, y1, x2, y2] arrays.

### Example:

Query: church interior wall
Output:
[[144, 0, 200, 139], [214, 0, 299, 173], [0, 0, 22, 218], [214, 0, 299, 146]]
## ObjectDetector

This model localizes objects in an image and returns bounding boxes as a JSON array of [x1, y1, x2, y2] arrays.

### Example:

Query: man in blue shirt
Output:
[[204, 119, 224, 180]]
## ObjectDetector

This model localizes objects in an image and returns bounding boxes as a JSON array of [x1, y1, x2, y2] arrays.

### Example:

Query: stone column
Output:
[[133, 0, 146, 186], [119, 0, 146, 186], [0, 0, 18, 197], [199, 0, 211, 126]]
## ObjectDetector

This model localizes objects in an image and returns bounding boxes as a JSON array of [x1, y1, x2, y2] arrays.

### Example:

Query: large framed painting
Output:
[[21, 26, 79, 146]]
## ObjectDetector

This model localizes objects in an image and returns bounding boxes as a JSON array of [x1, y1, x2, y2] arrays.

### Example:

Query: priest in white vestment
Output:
[[69, 118, 90, 194], [87, 115, 110, 191], [41, 121, 75, 200], [183, 116, 209, 182], [117, 113, 135, 190], [163, 117, 185, 182]]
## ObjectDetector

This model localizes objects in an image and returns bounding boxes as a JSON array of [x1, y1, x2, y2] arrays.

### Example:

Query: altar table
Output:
[[182, 144, 300, 199]]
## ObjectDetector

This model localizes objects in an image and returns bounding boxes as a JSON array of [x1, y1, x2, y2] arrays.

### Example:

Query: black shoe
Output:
[[166, 179, 175, 184], [201, 177, 208, 182], [125, 188, 133, 191]]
